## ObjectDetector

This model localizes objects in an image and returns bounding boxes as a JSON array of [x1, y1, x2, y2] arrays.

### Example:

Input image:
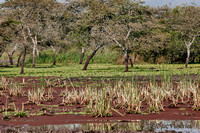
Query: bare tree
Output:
[[185, 34, 199, 68]]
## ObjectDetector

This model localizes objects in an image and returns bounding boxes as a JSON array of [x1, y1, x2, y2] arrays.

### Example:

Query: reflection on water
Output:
[[1, 120, 200, 132]]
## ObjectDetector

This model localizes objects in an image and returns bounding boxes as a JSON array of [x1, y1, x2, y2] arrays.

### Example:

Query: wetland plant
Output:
[[9, 83, 25, 97], [46, 87, 54, 101], [87, 87, 112, 117], [45, 79, 55, 87], [0, 77, 9, 90], [146, 84, 164, 113], [13, 103, 28, 117], [28, 88, 45, 105], [28, 86, 54, 104], [2, 96, 12, 120], [61, 87, 95, 105], [38, 79, 200, 117], [191, 84, 200, 111]]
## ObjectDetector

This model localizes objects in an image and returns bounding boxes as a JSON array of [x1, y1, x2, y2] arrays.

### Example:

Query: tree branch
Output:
[[124, 29, 131, 41], [105, 27, 125, 52]]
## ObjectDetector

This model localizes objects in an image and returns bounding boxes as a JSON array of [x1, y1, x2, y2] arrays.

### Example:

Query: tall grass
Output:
[[26, 49, 120, 64], [60, 79, 200, 117]]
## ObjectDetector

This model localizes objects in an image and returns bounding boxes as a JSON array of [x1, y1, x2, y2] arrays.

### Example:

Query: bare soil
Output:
[[0, 75, 200, 126]]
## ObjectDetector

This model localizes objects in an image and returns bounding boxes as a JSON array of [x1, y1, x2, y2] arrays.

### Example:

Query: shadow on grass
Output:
[[88, 66, 169, 73], [0, 74, 17, 77], [25, 66, 54, 69], [31, 71, 63, 74], [35, 66, 54, 69], [0, 65, 14, 68]]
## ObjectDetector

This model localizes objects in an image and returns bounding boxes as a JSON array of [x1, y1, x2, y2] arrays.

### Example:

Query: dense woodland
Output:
[[0, 0, 200, 73]]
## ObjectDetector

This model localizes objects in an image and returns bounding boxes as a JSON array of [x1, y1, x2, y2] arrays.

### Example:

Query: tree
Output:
[[68, 27, 91, 64], [103, 0, 152, 71], [3, 0, 64, 68], [135, 7, 171, 63], [165, 6, 200, 67], [0, 14, 21, 63], [2, 0, 65, 73], [82, 25, 109, 70], [16, 50, 23, 67], [68, 0, 114, 70], [20, 26, 28, 74], [0, 8, 6, 58], [7, 43, 18, 65], [71, 0, 153, 71], [0, 16, 7, 58]]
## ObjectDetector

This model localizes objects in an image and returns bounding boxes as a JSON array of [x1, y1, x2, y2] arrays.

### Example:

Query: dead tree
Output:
[[185, 34, 199, 68]]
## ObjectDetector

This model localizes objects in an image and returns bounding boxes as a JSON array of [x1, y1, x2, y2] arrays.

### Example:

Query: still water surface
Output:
[[1, 120, 200, 133]]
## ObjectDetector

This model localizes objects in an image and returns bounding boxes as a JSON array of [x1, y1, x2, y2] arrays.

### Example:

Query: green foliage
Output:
[[3, 115, 11, 120], [14, 111, 28, 117], [1, 0, 200, 67], [26, 49, 119, 64]]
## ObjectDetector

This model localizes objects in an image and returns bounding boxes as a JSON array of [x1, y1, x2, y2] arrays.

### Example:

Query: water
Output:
[[1, 120, 200, 133]]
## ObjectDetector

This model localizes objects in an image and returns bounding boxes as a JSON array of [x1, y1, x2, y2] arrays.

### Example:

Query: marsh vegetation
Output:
[[0, 71, 199, 125]]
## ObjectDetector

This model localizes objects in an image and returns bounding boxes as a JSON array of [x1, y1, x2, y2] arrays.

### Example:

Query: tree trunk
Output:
[[124, 52, 129, 72], [52, 46, 56, 65], [21, 26, 28, 74], [0, 50, 4, 58], [7, 44, 18, 66], [82, 50, 96, 70], [184, 36, 197, 68], [36, 47, 40, 57], [20, 46, 27, 74], [83, 44, 104, 70], [128, 56, 133, 68], [53, 52, 56, 66], [79, 47, 85, 64], [32, 46, 36, 68], [185, 47, 190, 68], [27, 27, 37, 68], [8, 53, 13, 65], [16, 51, 23, 67]]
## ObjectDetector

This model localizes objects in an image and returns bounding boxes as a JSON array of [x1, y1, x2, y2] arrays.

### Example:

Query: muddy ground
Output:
[[0, 75, 199, 126]]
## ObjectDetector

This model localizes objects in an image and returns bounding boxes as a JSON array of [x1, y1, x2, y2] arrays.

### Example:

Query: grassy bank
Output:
[[0, 63, 199, 77]]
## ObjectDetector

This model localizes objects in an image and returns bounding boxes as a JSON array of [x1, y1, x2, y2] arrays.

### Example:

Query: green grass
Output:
[[38, 104, 59, 108], [179, 108, 186, 111], [54, 111, 88, 115], [0, 63, 199, 77]]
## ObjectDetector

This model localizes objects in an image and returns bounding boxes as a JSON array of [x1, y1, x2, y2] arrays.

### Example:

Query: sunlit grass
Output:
[[0, 63, 199, 77]]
